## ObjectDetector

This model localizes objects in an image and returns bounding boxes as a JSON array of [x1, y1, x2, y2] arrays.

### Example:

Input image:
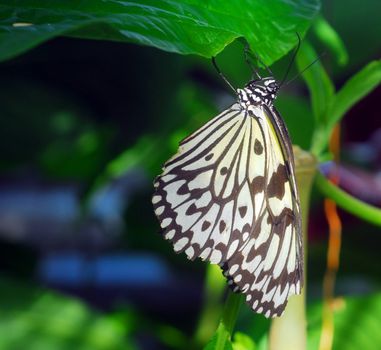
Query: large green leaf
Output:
[[328, 60, 381, 129], [306, 59, 381, 157], [296, 40, 334, 125], [296, 40, 335, 157], [0, 0, 320, 62], [312, 16, 348, 66]]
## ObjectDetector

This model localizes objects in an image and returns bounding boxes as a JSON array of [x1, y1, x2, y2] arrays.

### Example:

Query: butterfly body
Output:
[[153, 74, 303, 318]]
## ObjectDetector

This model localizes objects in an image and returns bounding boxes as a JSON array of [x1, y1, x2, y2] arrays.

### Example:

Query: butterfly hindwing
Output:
[[220, 106, 302, 317]]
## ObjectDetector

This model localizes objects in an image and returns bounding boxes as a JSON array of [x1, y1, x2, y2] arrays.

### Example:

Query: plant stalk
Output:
[[214, 292, 244, 350], [316, 172, 381, 226], [194, 264, 227, 347]]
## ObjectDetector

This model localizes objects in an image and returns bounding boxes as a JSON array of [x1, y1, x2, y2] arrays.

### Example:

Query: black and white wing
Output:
[[152, 102, 303, 318]]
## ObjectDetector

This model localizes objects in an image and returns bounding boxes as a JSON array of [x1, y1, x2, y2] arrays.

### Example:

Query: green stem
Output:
[[221, 292, 244, 335], [194, 264, 227, 347], [194, 264, 243, 349], [316, 172, 381, 226], [269, 146, 317, 350], [214, 292, 244, 350]]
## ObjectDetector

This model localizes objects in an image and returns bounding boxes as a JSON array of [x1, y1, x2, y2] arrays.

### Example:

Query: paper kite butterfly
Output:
[[152, 50, 303, 318]]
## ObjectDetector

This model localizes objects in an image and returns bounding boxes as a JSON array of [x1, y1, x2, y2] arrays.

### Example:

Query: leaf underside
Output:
[[0, 0, 320, 63]]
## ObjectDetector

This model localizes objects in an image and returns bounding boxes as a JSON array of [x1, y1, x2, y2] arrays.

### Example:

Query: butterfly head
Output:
[[247, 77, 279, 94], [243, 77, 279, 105], [262, 78, 279, 94]]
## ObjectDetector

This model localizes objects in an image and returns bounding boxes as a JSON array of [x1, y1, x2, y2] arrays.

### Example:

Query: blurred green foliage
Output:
[[307, 294, 381, 350], [227, 292, 381, 350], [0, 277, 136, 350]]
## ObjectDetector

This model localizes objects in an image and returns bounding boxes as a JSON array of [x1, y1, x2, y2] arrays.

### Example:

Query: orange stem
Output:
[[319, 124, 343, 350]]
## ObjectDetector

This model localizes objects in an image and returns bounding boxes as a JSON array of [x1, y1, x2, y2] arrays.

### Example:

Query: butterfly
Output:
[[152, 54, 303, 318]]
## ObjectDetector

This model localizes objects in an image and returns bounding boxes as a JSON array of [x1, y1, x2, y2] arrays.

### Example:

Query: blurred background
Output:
[[0, 1, 381, 349]]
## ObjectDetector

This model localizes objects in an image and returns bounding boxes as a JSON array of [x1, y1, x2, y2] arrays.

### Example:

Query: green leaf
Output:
[[194, 264, 226, 346], [307, 59, 381, 158], [328, 60, 381, 129], [232, 332, 256, 350], [102, 135, 158, 179], [0, 0, 320, 62], [82, 135, 162, 208], [296, 40, 336, 157], [203, 293, 243, 350], [296, 40, 335, 124], [204, 323, 234, 350], [312, 16, 348, 66]]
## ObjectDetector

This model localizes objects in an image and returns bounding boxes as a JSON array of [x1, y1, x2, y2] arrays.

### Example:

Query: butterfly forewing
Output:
[[152, 78, 303, 318]]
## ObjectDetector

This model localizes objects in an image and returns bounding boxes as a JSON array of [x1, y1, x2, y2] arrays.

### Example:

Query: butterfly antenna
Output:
[[253, 51, 273, 77], [284, 52, 326, 86], [244, 42, 262, 79], [245, 42, 275, 78], [279, 32, 301, 87], [212, 56, 236, 93]]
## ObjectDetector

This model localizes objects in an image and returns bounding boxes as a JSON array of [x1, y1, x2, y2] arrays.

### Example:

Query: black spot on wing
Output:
[[185, 203, 198, 215], [254, 139, 263, 155], [238, 206, 247, 218], [177, 183, 189, 195], [220, 167, 228, 175], [205, 153, 214, 161], [252, 176, 265, 194], [267, 164, 288, 199], [202, 220, 211, 231]]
